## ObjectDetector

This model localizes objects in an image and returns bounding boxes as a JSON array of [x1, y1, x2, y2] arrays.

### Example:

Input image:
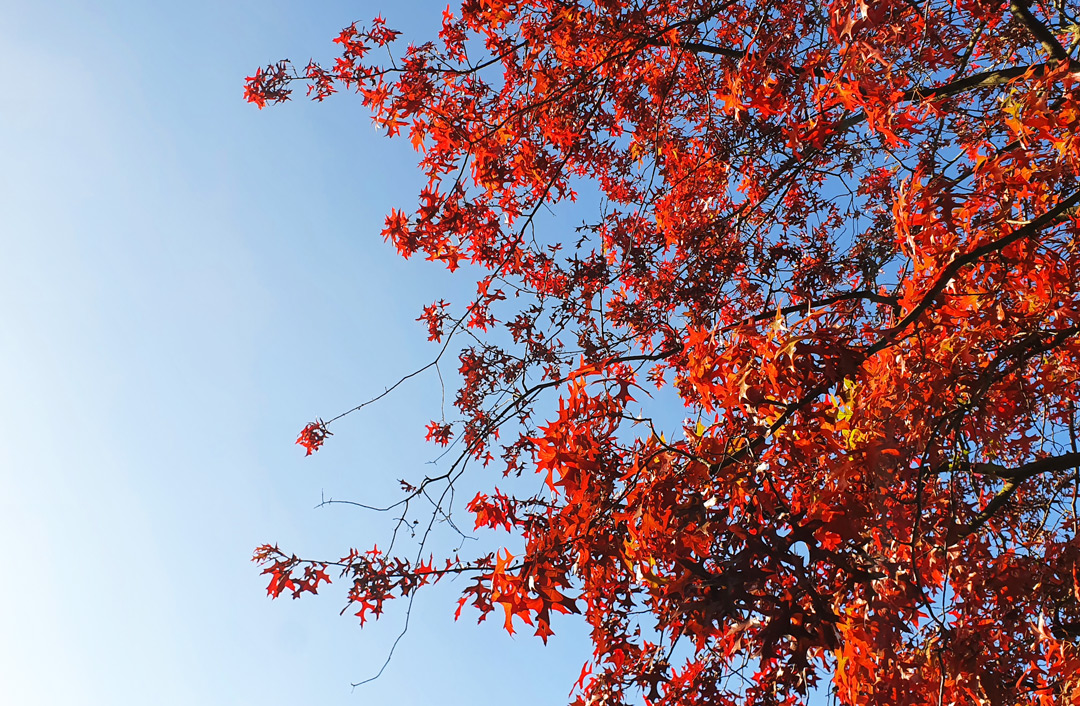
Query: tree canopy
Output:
[[247, 0, 1080, 703]]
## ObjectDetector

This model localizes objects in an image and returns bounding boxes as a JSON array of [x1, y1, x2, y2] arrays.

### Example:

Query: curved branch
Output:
[[1010, 0, 1071, 63], [869, 190, 1080, 357], [971, 451, 1080, 482], [951, 452, 1080, 543]]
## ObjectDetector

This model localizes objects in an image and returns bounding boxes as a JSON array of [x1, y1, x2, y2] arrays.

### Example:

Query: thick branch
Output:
[[647, 38, 744, 59], [1011, 0, 1071, 63], [708, 194, 1080, 482], [971, 451, 1080, 481], [869, 190, 1080, 357], [951, 452, 1080, 543], [904, 63, 1046, 102]]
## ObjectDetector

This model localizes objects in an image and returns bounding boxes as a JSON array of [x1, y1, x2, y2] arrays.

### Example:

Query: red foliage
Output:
[[253, 544, 333, 598], [251, 0, 1080, 703], [424, 420, 454, 446], [295, 420, 331, 456]]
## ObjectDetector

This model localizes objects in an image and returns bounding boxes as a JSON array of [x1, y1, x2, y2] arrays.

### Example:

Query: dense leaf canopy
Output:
[[248, 0, 1080, 703]]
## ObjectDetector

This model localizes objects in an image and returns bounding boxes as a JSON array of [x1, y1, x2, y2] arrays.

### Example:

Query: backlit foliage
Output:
[[249, 1, 1080, 703]]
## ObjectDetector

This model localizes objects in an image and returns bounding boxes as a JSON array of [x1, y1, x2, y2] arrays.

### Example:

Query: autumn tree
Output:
[[247, 0, 1080, 703]]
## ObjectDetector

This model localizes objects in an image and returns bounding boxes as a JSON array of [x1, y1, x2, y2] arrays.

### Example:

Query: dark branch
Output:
[[870, 190, 1080, 357], [905, 63, 1047, 102], [647, 38, 744, 59], [951, 452, 1080, 543], [971, 451, 1080, 482], [1010, 0, 1071, 63], [720, 290, 899, 333]]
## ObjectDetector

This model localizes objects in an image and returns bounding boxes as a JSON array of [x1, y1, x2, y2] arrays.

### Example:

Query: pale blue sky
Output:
[[0, 2, 594, 704]]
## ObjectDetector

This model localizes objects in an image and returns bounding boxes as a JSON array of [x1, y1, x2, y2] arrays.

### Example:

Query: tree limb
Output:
[[869, 190, 1080, 358], [1011, 0, 1071, 63], [971, 451, 1080, 481], [950, 451, 1080, 543], [646, 38, 744, 59]]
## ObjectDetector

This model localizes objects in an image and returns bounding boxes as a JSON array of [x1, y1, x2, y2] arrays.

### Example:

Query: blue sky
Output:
[[0, 2, 594, 703]]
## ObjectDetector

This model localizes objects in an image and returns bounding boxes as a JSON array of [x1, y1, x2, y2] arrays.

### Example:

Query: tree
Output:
[[246, 0, 1080, 703]]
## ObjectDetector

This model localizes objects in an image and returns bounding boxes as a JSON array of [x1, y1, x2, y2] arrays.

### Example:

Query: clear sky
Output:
[[0, 2, 594, 704]]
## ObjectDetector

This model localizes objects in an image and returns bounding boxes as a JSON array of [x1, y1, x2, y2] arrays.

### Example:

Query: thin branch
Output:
[[720, 290, 900, 333], [351, 591, 416, 688]]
